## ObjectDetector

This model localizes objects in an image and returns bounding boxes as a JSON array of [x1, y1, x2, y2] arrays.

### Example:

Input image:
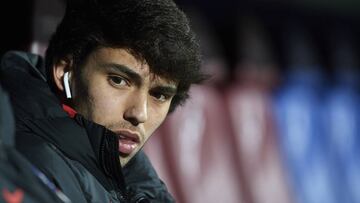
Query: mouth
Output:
[[115, 130, 141, 156]]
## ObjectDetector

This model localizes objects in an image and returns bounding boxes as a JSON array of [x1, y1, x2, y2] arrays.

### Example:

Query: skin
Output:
[[53, 47, 177, 166]]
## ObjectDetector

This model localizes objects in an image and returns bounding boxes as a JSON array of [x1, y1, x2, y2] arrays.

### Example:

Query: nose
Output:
[[123, 92, 148, 126]]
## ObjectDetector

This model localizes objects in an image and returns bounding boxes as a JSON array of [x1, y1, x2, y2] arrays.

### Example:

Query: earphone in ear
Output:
[[63, 72, 72, 99]]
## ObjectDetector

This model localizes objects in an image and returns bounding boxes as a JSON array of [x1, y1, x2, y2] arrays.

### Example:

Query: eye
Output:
[[151, 92, 171, 102], [108, 75, 128, 87]]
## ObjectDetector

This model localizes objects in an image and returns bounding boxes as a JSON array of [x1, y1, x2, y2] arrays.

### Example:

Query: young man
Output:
[[0, 0, 204, 202]]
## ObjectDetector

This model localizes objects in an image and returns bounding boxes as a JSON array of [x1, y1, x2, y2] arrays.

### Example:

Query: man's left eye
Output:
[[151, 92, 169, 102], [109, 76, 127, 87]]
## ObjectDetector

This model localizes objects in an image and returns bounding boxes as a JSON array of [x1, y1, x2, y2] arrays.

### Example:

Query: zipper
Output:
[[101, 128, 130, 202]]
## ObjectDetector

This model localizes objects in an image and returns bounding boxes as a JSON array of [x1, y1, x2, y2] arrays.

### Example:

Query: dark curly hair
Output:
[[45, 0, 206, 112]]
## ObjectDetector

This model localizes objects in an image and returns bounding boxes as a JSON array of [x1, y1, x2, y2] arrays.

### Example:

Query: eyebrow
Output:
[[100, 63, 142, 86], [151, 85, 177, 96]]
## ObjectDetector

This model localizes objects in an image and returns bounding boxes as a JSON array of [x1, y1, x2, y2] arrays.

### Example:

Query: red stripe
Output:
[[62, 104, 77, 118]]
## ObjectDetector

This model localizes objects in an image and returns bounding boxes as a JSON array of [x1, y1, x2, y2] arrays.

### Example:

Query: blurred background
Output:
[[1, 0, 360, 202]]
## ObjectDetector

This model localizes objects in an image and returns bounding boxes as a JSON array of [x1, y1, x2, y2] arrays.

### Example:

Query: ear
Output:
[[53, 58, 73, 92]]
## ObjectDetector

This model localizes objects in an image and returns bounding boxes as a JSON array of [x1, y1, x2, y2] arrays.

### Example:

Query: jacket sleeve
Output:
[[123, 150, 175, 203]]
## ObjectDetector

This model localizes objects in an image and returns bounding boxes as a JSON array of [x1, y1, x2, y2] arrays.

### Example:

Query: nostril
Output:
[[123, 113, 138, 125], [126, 117, 140, 126], [123, 99, 148, 125]]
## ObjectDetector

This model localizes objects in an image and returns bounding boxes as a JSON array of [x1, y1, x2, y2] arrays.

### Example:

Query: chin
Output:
[[119, 153, 135, 167]]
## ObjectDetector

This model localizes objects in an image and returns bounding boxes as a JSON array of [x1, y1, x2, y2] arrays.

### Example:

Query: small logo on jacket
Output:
[[2, 188, 24, 203]]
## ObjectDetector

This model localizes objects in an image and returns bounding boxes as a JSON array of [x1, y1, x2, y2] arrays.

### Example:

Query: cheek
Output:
[[88, 85, 125, 124], [144, 104, 169, 138]]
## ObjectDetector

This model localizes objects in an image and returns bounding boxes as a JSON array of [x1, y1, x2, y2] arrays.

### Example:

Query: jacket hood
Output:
[[0, 51, 126, 192]]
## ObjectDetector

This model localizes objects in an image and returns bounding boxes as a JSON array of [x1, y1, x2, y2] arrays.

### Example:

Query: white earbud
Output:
[[63, 72, 72, 99]]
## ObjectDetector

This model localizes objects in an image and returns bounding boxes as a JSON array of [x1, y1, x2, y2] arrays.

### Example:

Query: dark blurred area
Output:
[[1, 0, 360, 202], [2, 0, 360, 76], [0, 1, 33, 57], [177, 0, 360, 78]]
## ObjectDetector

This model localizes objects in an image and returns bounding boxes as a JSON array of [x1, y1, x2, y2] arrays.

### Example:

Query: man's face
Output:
[[71, 48, 177, 166]]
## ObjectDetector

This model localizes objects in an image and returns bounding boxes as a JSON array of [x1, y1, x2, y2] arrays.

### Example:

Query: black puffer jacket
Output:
[[0, 84, 68, 203], [0, 51, 174, 203]]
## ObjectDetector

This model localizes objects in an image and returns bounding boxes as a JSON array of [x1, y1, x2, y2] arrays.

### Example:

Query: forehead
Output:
[[87, 47, 177, 85], [92, 47, 148, 74]]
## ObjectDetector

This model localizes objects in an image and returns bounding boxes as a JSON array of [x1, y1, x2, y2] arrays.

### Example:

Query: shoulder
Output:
[[15, 131, 88, 203], [0, 146, 66, 203], [15, 130, 119, 203]]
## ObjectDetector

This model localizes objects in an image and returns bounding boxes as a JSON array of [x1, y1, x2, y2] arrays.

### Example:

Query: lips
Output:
[[115, 130, 140, 156]]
